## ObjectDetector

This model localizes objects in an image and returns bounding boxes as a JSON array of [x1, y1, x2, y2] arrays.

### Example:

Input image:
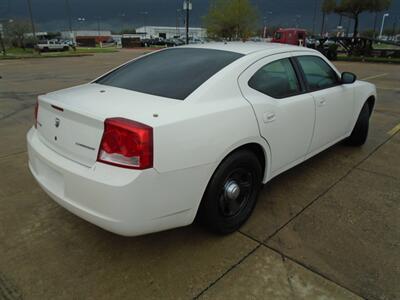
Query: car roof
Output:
[[180, 41, 313, 55]]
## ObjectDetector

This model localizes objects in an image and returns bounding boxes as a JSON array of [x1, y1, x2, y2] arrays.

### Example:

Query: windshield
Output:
[[96, 48, 243, 100]]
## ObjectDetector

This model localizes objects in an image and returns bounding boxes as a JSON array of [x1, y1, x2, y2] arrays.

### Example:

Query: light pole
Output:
[[379, 13, 389, 40], [140, 11, 148, 38], [77, 17, 86, 30], [65, 0, 75, 47], [183, 0, 192, 44]]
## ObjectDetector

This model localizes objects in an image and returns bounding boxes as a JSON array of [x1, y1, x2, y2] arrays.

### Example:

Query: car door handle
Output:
[[263, 112, 276, 123], [318, 98, 327, 107]]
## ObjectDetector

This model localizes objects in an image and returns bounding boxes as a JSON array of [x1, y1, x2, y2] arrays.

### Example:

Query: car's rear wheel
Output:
[[199, 150, 262, 234], [345, 102, 370, 146]]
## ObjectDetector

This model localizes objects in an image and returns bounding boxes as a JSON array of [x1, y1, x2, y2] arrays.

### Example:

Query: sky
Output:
[[0, 0, 399, 33]]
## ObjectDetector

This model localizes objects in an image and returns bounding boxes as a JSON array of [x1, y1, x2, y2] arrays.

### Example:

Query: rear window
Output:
[[96, 48, 243, 100]]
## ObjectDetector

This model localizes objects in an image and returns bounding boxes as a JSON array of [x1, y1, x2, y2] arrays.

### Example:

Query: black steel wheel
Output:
[[198, 150, 262, 234]]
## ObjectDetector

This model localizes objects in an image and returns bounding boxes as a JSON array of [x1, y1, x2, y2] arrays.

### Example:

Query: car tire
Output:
[[345, 102, 370, 146], [198, 150, 262, 234]]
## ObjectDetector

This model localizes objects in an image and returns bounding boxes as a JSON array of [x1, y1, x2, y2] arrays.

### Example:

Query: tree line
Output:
[[204, 0, 393, 39]]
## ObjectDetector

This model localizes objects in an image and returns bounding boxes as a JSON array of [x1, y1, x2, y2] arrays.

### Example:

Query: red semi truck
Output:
[[271, 28, 338, 60], [272, 28, 307, 46]]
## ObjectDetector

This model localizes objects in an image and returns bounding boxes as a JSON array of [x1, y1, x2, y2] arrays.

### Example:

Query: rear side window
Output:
[[296, 56, 339, 91], [248, 58, 300, 99], [96, 48, 243, 100]]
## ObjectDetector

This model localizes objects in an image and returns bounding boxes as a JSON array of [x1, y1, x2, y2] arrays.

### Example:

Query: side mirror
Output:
[[341, 72, 357, 84]]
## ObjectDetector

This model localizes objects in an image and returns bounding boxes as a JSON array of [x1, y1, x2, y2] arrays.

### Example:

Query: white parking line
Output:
[[388, 123, 400, 136], [361, 73, 388, 81]]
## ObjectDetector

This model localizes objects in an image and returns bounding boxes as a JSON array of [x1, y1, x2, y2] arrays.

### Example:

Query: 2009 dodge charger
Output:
[[27, 42, 376, 236]]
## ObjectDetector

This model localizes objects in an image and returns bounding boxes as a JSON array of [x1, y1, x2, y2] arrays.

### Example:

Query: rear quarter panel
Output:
[[154, 94, 264, 174]]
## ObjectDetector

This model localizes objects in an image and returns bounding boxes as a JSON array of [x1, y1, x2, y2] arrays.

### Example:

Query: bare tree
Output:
[[5, 19, 31, 49]]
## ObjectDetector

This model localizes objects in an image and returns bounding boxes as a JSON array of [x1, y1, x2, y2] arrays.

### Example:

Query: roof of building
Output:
[[136, 26, 205, 31]]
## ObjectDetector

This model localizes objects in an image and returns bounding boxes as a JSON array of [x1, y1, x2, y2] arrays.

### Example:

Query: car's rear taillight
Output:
[[97, 118, 153, 170], [34, 100, 39, 128]]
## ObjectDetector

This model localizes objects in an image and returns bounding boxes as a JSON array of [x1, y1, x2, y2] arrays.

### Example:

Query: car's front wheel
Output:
[[345, 102, 370, 146], [198, 150, 262, 234]]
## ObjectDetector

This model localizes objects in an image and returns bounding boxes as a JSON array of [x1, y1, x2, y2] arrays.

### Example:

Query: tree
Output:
[[203, 0, 259, 40], [335, 0, 391, 38], [4, 19, 31, 49], [321, 0, 336, 36]]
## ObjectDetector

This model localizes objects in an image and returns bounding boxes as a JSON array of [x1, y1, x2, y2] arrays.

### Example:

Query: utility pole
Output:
[[176, 0, 179, 36], [183, 0, 192, 44], [140, 11, 148, 38], [0, 24, 6, 56], [97, 17, 101, 36], [295, 15, 301, 28], [65, 0, 75, 49], [320, 12, 325, 37], [26, 0, 37, 44], [65, 0, 73, 35], [391, 19, 396, 41], [312, 0, 318, 35], [346, 17, 351, 37], [263, 11, 272, 38], [65, 0, 72, 33], [373, 12, 378, 40], [97, 16, 102, 47]]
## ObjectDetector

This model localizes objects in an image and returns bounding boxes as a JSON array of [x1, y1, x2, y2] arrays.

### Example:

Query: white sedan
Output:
[[27, 43, 376, 236]]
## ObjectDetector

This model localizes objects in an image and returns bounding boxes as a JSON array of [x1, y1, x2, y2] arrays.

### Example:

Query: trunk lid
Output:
[[37, 83, 180, 167]]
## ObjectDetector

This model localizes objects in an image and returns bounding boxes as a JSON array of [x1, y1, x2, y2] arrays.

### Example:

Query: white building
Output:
[[60, 30, 112, 39], [24, 32, 48, 39], [136, 26, 206, 39]]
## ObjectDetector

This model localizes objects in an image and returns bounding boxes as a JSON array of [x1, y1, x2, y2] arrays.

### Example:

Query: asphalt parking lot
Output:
[[0, 49, 399, 300]]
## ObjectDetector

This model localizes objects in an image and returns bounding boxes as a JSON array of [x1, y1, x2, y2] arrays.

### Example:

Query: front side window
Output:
[[297, 56, 339, 91], [248, 58, 300, 99]]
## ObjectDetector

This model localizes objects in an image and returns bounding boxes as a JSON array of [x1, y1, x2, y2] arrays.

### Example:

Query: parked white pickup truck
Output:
[[35, 40, 70, 52]]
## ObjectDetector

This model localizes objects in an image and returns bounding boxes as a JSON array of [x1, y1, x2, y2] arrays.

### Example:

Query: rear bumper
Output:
[[27, 128, 214, 236]]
